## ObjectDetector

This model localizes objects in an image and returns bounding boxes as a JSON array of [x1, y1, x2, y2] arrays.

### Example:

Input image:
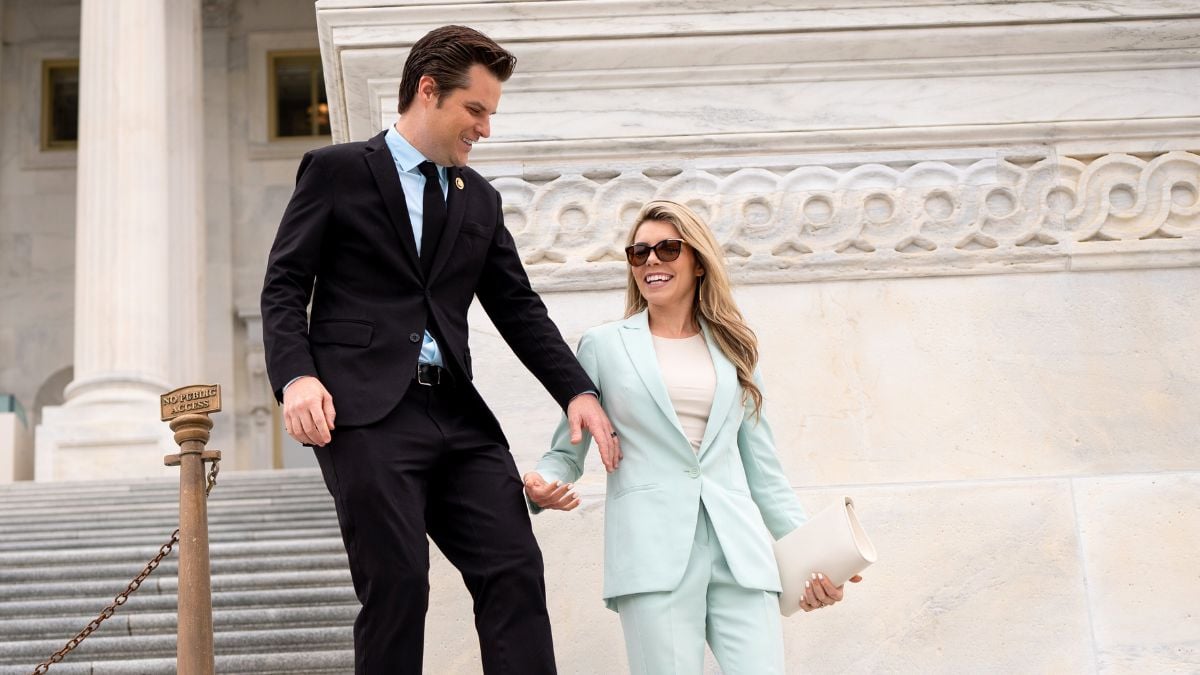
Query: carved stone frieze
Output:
[[493, 151, 1200, 290]]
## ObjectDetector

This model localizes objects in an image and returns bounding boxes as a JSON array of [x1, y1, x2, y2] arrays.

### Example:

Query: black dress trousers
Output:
[[313, 377, 556, 675]]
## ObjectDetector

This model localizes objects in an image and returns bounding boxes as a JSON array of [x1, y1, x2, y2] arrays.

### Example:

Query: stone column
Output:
[[36, 0, 205, 480], [201, 0, 239, 463], [167, 0, 206, 388]]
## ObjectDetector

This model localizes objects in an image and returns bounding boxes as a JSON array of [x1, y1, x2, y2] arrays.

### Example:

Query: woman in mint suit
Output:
[[525, 201, 859, 674]]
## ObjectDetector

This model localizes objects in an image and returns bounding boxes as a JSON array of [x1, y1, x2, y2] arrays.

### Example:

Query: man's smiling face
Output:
[[420, 63, 500, 167]]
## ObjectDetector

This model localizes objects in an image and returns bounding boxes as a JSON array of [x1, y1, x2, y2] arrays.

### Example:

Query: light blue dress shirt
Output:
[[385, 125, 445, 367]]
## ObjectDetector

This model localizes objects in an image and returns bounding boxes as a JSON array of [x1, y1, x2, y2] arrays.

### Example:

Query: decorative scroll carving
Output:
[[491, 151, 1200, 290]]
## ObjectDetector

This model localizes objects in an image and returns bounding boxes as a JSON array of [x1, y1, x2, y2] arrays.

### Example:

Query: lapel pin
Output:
[[455, 176, 465, 190]]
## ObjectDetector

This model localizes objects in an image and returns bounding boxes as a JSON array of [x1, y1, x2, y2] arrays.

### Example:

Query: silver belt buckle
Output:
[[416, 364, 440, 386]]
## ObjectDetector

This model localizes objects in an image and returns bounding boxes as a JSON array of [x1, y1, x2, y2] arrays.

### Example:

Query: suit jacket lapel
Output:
[[697, 321, 737, 457], [428, 165, 467, 283], [363, 131, 421, 274], [619, 311, 688, 443]]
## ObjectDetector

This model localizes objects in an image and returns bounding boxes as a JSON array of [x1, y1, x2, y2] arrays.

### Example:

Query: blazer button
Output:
[[687, 468, 700, 478], [408, 333, 421, 343]]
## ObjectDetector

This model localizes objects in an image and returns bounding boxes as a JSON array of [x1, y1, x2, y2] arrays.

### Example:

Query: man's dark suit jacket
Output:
[[261, 130, 593, 439]]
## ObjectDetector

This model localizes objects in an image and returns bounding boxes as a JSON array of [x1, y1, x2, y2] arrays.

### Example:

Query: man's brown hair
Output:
[[397, 25, 517, 114]]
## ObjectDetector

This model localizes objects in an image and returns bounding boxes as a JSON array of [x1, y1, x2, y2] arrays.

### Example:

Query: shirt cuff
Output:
[[282, 376, 311, 393]]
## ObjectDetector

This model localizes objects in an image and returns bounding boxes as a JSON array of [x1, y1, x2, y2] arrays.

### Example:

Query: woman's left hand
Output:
[[800, 573, 862, 612], [523, 471, 581, 511]]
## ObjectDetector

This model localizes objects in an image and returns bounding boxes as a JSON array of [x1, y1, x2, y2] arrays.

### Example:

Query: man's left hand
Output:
[[567, 393, 621, 472]]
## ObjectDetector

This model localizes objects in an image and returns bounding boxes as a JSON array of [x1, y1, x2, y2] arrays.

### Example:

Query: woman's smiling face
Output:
[[629, 219, 704, 312]]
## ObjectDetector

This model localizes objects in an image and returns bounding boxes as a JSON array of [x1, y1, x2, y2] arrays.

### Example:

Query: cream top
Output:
[[652, 333, 716, 453]]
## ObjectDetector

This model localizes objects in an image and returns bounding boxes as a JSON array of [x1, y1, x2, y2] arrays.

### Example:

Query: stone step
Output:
[[0, 584, 358, 619], [0, 487, 325, 511], [0, 649, 353, 675], [0, 538, 350, 576], [0, 626, 353, 664], [0, 499, 333, 521], [0, 494, 332, 521], [0, 470, 358, 674], [0, 514, 336, 543], [0, 604, 360, 640], [0, 537, 346, 568], [0, 503, 333, 528], [0, 569, 354, 602], [0, 514, 333, 540], [0, 526, 340, 552], [0, 468, 322, 488], [0, 551, 348, 582], [0, 471, 326, 500], [0, 474, 326, 497]]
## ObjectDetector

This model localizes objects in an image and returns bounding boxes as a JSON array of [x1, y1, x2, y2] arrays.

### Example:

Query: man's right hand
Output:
[[283, 376, 336, 446]]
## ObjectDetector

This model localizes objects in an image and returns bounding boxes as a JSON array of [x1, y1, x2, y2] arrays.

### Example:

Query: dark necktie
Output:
[[417, 161, 445, 277]]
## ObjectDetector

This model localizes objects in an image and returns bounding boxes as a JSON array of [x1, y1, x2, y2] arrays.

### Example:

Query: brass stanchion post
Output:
[[162, 385, 222, 675]]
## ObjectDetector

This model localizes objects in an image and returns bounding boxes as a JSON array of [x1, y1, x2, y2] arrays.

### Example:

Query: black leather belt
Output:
[[415, 363, 451, 387]]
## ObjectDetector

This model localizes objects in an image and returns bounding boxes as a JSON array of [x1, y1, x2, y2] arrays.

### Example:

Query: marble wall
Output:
[[412, 268, 1200, 674], [0, 0, 79, 434], [316, 1, 1200, 672]]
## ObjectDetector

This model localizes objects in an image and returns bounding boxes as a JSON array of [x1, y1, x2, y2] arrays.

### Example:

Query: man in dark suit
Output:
[[260, 25, 620, 674]]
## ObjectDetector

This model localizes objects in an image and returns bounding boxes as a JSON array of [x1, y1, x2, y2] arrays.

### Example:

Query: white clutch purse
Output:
[[773, 496, 877, 617]]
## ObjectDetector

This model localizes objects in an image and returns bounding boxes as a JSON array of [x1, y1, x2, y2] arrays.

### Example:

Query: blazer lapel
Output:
[[363, 132, 422, 274], [697, 321, 737, 457], [619, 311, 688, 442], [428, 165, 467, 283]]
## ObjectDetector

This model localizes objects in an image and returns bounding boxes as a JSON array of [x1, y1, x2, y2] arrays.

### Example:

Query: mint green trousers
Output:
[[614, 505, 785, 675]]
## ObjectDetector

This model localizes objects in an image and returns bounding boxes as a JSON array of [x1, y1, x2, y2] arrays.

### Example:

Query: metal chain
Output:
[[31, 458, 220, 675], [205, 456, 220, 496]]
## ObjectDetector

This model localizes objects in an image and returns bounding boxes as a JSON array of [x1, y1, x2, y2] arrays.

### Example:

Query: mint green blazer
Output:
[[533, 310, 807, 606]]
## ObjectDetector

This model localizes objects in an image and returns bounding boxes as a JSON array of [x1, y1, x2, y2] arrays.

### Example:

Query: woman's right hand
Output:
[[800, 573, 862, 612], [523, 472, 581, 511]]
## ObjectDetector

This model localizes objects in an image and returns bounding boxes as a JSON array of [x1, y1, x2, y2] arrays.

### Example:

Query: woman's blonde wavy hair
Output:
[[624, 200, 763, 416]]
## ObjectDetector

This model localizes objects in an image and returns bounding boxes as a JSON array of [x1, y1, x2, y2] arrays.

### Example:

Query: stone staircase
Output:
[[0, 469, 356, 674]]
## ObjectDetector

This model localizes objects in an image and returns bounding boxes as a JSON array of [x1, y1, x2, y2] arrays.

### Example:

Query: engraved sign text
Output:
[[161, 385, 221, 421]]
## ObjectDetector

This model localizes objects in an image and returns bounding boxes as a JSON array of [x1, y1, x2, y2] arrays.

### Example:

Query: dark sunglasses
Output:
[[624, 239, 685, 266]]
